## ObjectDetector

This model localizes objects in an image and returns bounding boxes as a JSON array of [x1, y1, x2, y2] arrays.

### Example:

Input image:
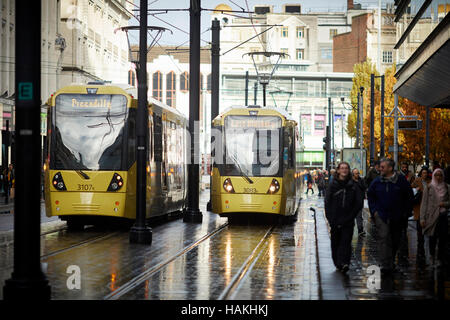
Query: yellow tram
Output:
[[44, 83, 187, 230], [210, 106, 301, 222]]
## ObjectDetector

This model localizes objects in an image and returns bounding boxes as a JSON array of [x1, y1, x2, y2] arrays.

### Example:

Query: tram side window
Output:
[[291, 127, 296, 168], [127, 108, 136, 168], [148, 115, 153, 161], [153, 114, 162, 163], [283, 128, 295, 170]]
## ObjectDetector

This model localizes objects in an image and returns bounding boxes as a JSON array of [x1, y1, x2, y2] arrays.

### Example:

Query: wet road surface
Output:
[[0, 189, 447, 300]]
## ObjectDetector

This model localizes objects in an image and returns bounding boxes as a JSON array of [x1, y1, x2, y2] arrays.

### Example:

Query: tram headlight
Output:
[[223, 178, 235, 193], [107, 173, 124, 191], [267, 179, 280, 194], [52, 172, 67, 191]]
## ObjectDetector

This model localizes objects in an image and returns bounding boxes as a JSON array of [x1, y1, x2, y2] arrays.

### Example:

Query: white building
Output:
[[0, 0, 134, 166], [59, 0, 133, 87], [142, 46, 212, 120]]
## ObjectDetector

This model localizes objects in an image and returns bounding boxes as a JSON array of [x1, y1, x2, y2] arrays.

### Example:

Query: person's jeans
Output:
[[416, 220, 426, 264], [397, 219, 409, 265], [330, 223, 354, 268], [374, 213, 403, 270], [356, 210, 364, 233]]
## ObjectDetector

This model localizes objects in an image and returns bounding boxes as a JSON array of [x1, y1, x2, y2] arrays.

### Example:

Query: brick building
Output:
[[333, 1, 396, 73]]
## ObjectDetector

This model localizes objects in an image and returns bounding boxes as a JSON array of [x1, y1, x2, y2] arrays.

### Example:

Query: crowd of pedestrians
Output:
[[318, 158, 449, 276]]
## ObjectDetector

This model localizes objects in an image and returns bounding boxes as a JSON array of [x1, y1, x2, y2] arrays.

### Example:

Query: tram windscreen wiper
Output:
[[76, 170, 90, 180], [229, 153, 253, 184]]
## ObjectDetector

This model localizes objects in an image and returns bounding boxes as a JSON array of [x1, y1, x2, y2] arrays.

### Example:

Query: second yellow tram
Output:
[[210, 106, 301, 222]]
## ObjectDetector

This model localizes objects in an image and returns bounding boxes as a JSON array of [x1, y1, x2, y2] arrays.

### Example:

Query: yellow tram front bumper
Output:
[[46, 191, 132, 219], [213, 193, 283, 215]]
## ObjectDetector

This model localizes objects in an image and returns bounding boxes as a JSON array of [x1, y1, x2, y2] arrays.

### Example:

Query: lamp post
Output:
[[369, 73, 385, 165], [340, 97, 358, 150], [360, 86, 364, 173]]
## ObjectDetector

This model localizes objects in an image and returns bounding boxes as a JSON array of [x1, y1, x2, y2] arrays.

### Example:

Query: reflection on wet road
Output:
[[0, 191, 445, 300]]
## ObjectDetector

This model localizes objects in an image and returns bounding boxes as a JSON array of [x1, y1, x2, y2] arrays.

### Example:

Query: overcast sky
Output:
[[127, 0, 394, 46]]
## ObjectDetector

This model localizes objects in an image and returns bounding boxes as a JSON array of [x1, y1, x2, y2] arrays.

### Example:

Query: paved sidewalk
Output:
[[304, 190, 449, 300], [0, 197, 64, 245]]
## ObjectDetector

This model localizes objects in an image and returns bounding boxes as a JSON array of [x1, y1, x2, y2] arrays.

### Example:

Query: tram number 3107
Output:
[[77, 184, 94, 191]]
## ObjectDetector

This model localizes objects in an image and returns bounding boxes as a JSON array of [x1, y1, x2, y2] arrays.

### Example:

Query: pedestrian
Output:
[[411, 167, 431, 266], [305, 171, 314, 195], [365, 160, 380, 188], [317, 171, 326, 197], [420, 168, 450, 267], [2, 164, 13, 204], [400, 161, 415, 184], [396, 161, 416, 266], [367, 158, 414, 274], [325, 162, 364, 274], [328, 168, 336, 185], [352, 168, 366, 237]]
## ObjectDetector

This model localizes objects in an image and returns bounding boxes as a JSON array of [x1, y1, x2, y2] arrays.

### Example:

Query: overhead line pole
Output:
[[130, 0, 152, 244], [3, 0, 51, 299], [184, 0, 203, 223], [207, 17, 220, 212]]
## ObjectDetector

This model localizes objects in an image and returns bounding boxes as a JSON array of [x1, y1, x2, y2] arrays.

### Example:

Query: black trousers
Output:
[[429, 214, 449, 263], [416, 220, 425, 262], [330, 223, 354, 268], [374, 214, 403, 270]]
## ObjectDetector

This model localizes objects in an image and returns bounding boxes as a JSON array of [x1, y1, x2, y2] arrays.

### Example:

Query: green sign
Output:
[[18, 82, 33, 100]]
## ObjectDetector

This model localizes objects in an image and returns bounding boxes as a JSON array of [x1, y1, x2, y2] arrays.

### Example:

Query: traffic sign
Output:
[[398, 120, 422, 130]]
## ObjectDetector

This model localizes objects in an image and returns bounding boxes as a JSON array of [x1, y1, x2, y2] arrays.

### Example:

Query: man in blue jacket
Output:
[[367, 158, 414, 274]]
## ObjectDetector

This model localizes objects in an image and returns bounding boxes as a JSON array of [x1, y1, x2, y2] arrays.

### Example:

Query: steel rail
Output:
[[217, 225, 275, 300], [104, 222, 229, 300]]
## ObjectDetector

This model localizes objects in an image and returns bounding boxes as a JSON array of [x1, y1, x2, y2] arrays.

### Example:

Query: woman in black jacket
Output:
[[325, 162, 364, 273]]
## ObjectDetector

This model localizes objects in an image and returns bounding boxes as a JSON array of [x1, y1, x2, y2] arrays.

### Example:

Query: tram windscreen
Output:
[[52, 94, 128, 171], [222, 115, 282, 177]]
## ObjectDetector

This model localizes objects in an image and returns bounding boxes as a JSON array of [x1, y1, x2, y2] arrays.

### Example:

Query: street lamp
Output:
[[340, 96, 358, 149]]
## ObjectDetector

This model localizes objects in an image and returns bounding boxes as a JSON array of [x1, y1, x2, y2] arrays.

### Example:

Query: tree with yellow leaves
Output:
[[346, 61, 450, 171]]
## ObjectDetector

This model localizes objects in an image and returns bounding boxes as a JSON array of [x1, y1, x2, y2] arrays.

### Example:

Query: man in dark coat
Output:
[[325, 162, 364, 273], [367, 158, 414, 274]]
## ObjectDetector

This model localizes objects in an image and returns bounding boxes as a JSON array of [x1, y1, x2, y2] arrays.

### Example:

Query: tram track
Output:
[[1, 230, 121, 271], [217, 225, 275, 300], [104, 222, 230, 300]]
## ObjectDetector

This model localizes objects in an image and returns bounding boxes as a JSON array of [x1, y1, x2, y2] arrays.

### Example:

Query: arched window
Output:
[[180, 71, 189, 92], [166, 71, 176, 107], [128, 70, 136, 86], [152, 71, 162, 101]]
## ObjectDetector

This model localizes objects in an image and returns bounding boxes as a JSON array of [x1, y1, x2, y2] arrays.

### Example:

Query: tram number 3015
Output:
[[244, 188, 257, 193], [77, 184, 94, 191]]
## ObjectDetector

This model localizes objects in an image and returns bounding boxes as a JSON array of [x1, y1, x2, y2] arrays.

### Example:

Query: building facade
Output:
[[59, 0, 132, 87], [0, 0, 133, 167], [212, 4, 356, 168], [333, 2, 397, 74]]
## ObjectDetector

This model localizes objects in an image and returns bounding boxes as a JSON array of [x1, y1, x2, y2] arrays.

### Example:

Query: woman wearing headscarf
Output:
[[420, 168, 450, 266]]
